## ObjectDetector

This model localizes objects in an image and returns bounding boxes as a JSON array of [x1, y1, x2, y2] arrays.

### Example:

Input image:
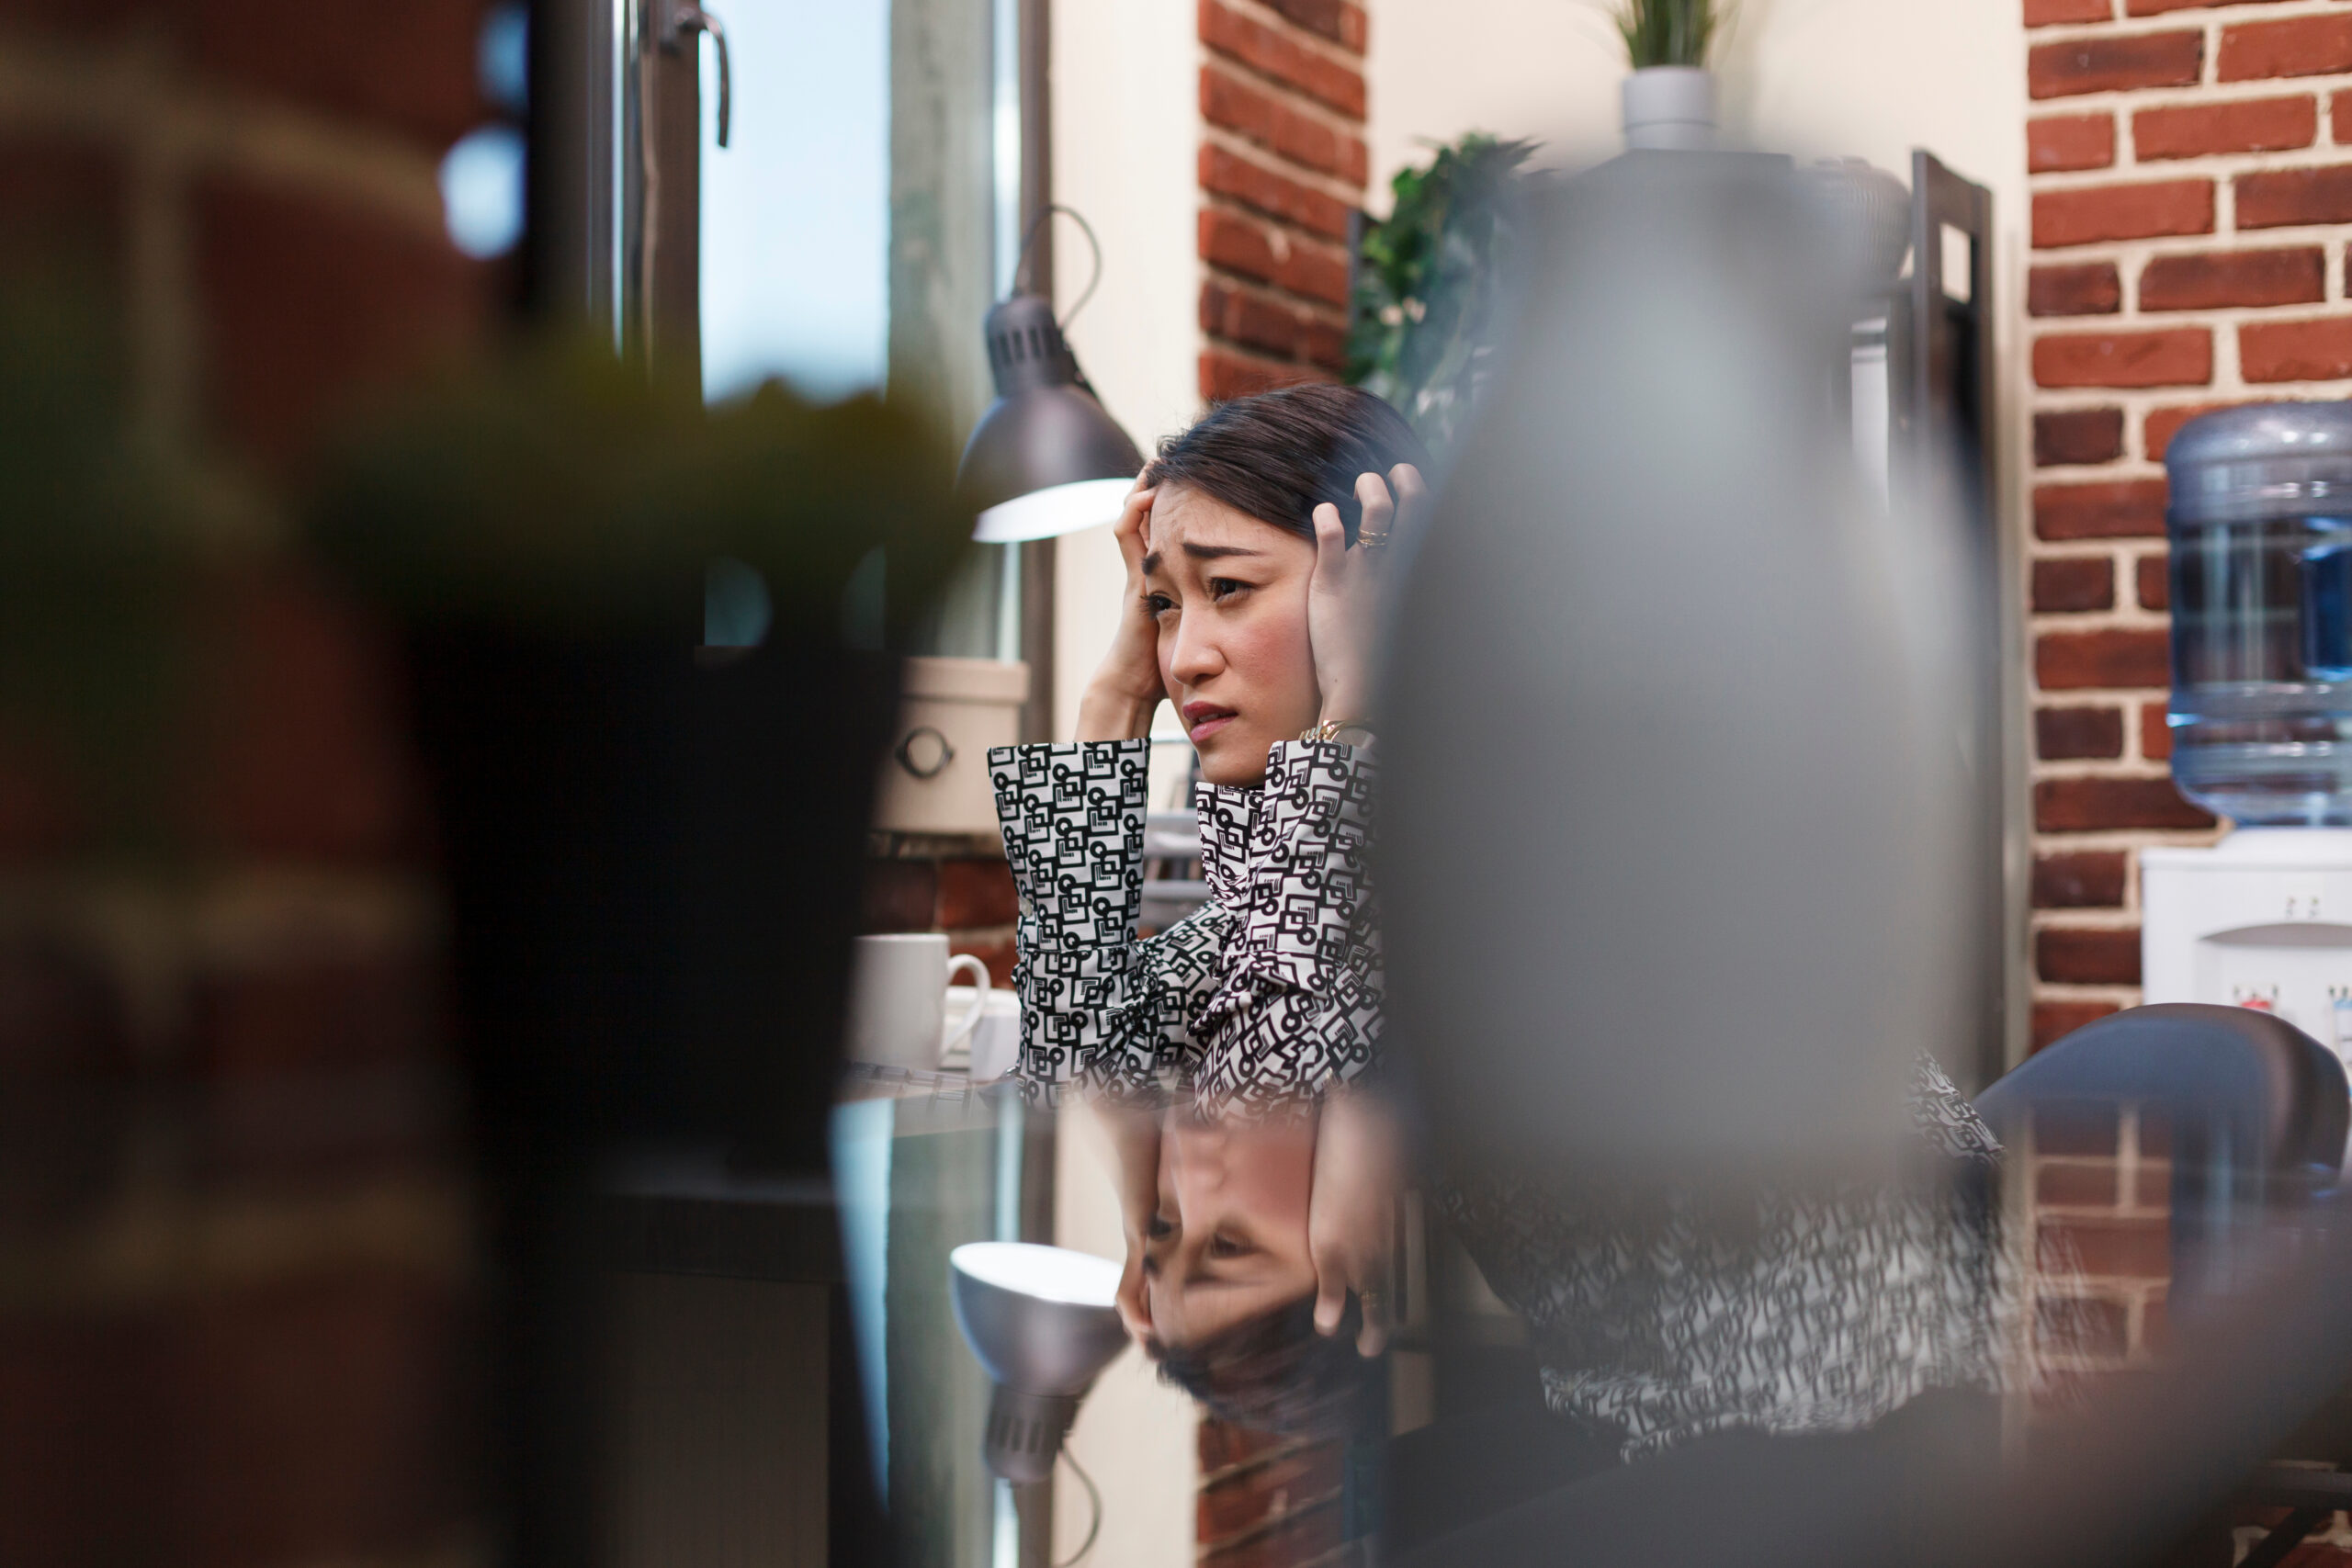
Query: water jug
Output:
[[2167, 401, 2352, 824]]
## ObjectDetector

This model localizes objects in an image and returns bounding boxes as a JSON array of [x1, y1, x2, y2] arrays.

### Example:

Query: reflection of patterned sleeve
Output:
[[1908, 1053, 2003, 1164], [988, 740, 1166, 1101], [1194, 740, 1383, 1113]]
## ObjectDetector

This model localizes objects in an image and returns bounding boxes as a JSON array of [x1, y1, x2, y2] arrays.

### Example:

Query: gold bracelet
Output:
[[1299, 717, 1374, 745]]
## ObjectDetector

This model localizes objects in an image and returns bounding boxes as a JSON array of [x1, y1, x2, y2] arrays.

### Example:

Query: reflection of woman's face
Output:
[[1142, 485, 1322, 787], [1142, 1112, 1317, 1348]]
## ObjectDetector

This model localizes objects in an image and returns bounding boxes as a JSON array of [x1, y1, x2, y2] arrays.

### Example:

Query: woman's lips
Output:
[[1184, 705, 1236, 743]]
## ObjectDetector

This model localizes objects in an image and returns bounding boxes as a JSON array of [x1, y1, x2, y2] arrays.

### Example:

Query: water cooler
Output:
[[2141, 403, 2352, 1066]]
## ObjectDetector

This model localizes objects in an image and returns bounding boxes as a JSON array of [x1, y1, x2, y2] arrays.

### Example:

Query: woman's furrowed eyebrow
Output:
[[1182, 543, 1263, 560]]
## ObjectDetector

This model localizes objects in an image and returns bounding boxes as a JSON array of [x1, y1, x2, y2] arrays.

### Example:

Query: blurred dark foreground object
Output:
[[311, 343, 966, 1567]]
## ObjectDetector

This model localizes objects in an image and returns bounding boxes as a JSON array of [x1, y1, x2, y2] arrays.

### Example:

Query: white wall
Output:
[[1049, 1100, 1198, 1568], [1050, 1, 1204, 742]]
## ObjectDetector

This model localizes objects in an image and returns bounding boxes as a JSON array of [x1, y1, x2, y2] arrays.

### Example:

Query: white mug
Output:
[[845, 933, 992, 1069]]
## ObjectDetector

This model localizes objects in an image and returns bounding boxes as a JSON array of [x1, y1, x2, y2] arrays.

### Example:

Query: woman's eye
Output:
[[1208, 578, 1249, 602], [1146, 1213, 1174, 1239], [1143, 592, 1174, 617], [1207, 1232, 1256, 1260]]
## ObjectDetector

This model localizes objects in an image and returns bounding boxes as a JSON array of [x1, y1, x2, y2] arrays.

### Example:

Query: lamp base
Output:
[[983, 1384, 1081, 1484]]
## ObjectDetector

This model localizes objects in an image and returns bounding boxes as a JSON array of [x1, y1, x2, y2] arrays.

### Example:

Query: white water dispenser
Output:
[[2141, 403, 2352, 1067]]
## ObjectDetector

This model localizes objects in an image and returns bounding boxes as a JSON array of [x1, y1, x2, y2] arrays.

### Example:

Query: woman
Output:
[[988, 381, 1424, 1360]]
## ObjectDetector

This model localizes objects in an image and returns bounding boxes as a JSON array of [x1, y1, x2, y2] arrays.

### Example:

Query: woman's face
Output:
[[1140, 1112, 1317, 1348], [1143, 484, 1323, 787]]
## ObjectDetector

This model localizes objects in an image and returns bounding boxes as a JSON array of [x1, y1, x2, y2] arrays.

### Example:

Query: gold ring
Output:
[[1356, 531, 1391, 553]]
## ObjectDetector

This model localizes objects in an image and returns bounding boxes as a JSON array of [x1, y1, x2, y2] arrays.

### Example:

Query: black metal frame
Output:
[[1887, 150, 2019, 1089]]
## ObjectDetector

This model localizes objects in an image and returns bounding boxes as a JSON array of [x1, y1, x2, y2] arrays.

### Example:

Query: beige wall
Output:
[[1051, 1, 1204, 743]]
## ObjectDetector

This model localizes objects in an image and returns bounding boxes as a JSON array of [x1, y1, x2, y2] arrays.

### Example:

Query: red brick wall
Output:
[[0, 2, 499, 1562], [1196, 0, 1369, 402], [2015, 0, 2352, 1047], [1197, 1420, 1361, 1568], [863, 849, 1021, 985]]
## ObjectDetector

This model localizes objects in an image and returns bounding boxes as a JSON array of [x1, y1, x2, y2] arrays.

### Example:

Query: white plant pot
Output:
[[1623, 65, 1716, 152]]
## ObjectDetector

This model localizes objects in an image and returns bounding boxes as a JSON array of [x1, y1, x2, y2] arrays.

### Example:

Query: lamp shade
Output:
[[958, 295, 1143, 543], [949, 1241, 1128, 1483]]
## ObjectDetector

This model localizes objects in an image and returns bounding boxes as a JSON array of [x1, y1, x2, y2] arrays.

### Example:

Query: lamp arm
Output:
[[1012, 203, 1105, 328]]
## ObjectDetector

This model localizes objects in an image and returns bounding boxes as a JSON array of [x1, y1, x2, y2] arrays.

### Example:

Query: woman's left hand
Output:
[[1307, 1089, 1404, 1358], [1307, 464, 1424, 728]]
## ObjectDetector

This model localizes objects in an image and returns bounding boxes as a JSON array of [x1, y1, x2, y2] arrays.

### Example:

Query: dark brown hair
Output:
[[1148, 1294, 1382, 1439], [1140, 383, 1429, 546]]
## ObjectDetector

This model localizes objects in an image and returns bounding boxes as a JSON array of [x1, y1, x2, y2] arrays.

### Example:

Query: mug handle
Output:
[[943, 953, 993, 1061]]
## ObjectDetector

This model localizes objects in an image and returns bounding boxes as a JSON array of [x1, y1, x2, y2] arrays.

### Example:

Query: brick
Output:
[[2030, 263, 2122, 318], [2037, 927, 2143, 986], [2040, 1294, 2132, 1359], [1199, 1419, 1298, 1474], [0, 135, 124, 290], [1199, 143, 1355, 240], [2132, 0, 2296, 13], [2037, 705, 2125, 758], [2033, 1000, 2121, 1051], [937, 858, 1018, 930], [1300, 315, 1349, 370], [1198, 1440, 1343, 1542], [1199, 67, 1372, 185], [2145, 402, 2244, 462], [2036, 776, 2216, 830], [2137, 557, 2170, 612], [1200, 346, 1331, 403], [2029, 32, 2202, 100], [2039, 1214, 2168, 1276], [1262, 0, 1365, 48], [2038, 626, 2172, 688], [2133, 96, 2314, 160], [2141, 247, 2323, 311], [2034, 182, 2212, 250], [2336, 92, 2352, 146], [861, 860, 937, 932], [2237, 164, 2352, 229], [2026, 0, 2109, 23], [2035, 408, 2125, 467], [2134, 1159, 2173, 1207], [1200, 0, 1366, 118], [2219, 13, 2352, 81], [189, 572, 420, 862], [2035, 479, 2170, 538], [2037, 1159, 2119, 1206], [2031, 557, 2116, 615], [2034, 329, 2210, 389], [189, 953, 434, 1078], [1195, 1500, 1343, 1568], [193, 0, 489, 149], [1198, 208, 1351, 305], [1201, 276, 1302, 356], [196, 178, 487, 472], [2142, 1293, 2169, 1350], [2242, 316, 2352, 383], [2034, 851, 2130, 908], [2030, 114, 2117, 173], [2142, 700, 2174, 759]]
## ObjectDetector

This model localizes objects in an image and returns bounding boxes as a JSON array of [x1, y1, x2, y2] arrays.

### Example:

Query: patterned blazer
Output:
[[986, 737, 1381, 1118]]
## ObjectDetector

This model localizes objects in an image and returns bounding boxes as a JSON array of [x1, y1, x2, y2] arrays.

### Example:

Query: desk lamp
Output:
[[949, 1241, 1129, 1483], [957, 208, 1143, 544]]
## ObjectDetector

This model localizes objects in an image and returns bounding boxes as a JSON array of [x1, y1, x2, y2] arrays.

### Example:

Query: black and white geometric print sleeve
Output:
[[989, 740, 1155, 1101], [1193, 739, 1385, 1115]]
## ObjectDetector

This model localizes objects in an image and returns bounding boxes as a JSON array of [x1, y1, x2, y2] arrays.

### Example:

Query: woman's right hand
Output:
[[1074, 480, 1165, 743]]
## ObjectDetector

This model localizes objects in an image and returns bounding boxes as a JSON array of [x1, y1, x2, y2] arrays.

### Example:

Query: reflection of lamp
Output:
[[949, 1241, 1128, 1483], [958, 208, 1143, 544]]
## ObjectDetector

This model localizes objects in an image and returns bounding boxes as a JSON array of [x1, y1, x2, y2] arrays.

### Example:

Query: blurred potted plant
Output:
[[1618, 0, 1724, 150], [1347, 134, 1539, 452]]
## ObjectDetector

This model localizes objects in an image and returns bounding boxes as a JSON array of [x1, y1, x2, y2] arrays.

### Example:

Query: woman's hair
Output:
[[1148, 1294, 1382, 1439], [1140, 383, 1430, 547]]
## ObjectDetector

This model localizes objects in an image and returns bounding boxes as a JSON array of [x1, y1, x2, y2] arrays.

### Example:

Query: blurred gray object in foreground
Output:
[[1383, 149, 1984, 1174]]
